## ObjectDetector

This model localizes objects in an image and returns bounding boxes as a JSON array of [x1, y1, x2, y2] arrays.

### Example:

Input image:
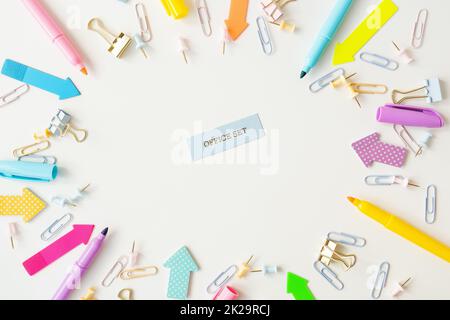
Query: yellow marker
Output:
[[333, 0, 398, 65], [0, 188, 46, 222], [347, 197, 450, 263]]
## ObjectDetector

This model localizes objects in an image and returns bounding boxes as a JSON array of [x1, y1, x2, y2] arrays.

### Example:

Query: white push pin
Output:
[[222, 25, 231, 55], [417, 131, 432, 149], [8, 222, 18, 250], [51, 196, 77, 208], [178, 37, 189, 64], [69, 184, 90, 203], [134, 34, 148, 59], [129, 240, 139, 267], [251, 265, 279, 275], [394, 176, 420, 188], [392, 277, 412, 297], [392, 41, 414, 64]]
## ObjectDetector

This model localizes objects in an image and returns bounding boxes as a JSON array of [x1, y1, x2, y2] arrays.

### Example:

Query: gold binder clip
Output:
[[88, 18, 132, 58], [13, 140, 51, 158], [319, 240, 356, 271], [119, 265, 158, 280]]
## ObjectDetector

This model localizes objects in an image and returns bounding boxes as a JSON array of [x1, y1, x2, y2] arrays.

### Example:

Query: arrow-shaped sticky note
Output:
[[333, 0, 398, 65], [23, 224, 95, 276], [163, 246, 199, 300], [287, 272, 315, 300], [1, 59, 81, 100], [225, 0, 249, 40], [0, 188, 46, 222]]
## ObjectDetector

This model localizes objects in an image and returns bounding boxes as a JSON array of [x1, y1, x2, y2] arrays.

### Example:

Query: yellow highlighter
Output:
[[161, 0, 189, 19], [347, 197, 450, 263]]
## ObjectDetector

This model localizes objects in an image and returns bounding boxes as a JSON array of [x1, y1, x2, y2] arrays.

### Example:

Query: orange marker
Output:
[[224, 0, 249, 40]]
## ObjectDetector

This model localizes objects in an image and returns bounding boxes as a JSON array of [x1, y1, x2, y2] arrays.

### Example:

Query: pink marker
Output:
[[22, 0, 88, 75], [52, 228, 108, 300]]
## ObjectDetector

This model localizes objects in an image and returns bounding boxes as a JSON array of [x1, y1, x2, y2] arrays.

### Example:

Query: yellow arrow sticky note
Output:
[[0, 188, 46, 222], [333, 0, 398, 65]]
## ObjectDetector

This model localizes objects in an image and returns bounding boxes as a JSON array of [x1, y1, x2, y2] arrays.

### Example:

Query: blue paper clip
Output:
[[360, 52, 399, 71], [309, 68, 345, 93]]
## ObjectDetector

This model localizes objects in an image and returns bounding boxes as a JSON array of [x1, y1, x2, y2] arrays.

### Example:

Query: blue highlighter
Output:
[[0, 160, 58, 182]]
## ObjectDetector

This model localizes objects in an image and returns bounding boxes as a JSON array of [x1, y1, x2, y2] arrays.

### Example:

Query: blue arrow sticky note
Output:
[[164, 246, 199, 300], [1, 59, 80, 100]]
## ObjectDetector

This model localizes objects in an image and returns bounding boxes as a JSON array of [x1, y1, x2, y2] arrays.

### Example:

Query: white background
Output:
[[0, 0, 449, 300]]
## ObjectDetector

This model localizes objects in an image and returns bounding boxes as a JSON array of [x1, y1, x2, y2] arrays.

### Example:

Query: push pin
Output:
[[237, 255, 255, 278], [222, 25, 231, 55], [251, 265, 278, 275], [35, 109, 88, 143], [178, 37, 190, 64], [134, 34, 148, 58], [392, 41, 414, 64], [330, 73, 362, 108], [319, 240, 356, 271], [51, 184, 90, 208], [269, 20, 296, 32], [365, 175, 420, 188], [81, 287, 97, 300], [8, 222, 18, 250], [88, 18, 132, 59], [129, 240, 139, 267], [391, 277, 412, 297], [417, 131, 433, 149]]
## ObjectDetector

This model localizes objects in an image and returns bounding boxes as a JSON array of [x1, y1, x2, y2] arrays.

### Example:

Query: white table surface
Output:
[[0, 0, 449, 300]]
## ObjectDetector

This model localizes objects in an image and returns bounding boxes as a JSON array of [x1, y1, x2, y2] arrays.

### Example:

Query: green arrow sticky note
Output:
[[287, 272, 316, 300]]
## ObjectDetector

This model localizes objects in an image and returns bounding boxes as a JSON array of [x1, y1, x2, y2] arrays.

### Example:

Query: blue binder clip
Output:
[[392, 77, 442, 104]]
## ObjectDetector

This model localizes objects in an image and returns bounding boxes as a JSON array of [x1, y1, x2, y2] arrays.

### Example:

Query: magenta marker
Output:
[[52, 228, 108, 300]]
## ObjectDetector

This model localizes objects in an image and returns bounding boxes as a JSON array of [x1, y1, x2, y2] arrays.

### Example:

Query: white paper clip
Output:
[[365, 175, 420, 188], [18, 154, 57, 165], [327, 232, 366, 247], [40, 213, 73, 241], [371, 261, 390, 299], [206, 265, 238, 293], [0, 84, 30, 108], [425, 184, 437, 224], [411, 9, 428, 49], [309, 68, 345, 93], [135, 3, 152, 42], [313, 260, 344, 290], [393, 124, 423, 156], [197, 0, 212, 37], [360, 52, 399, 71], [102, 255, 129, 287], [256, 16, 273, 55]]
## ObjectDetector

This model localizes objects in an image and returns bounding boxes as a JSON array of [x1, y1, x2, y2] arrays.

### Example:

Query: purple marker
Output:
[[52, 228, 108, 300]]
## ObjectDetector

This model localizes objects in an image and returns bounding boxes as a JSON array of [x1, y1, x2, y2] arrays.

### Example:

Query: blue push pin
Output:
[[251, 265, 278, 275], [134, 34, 148, 59]]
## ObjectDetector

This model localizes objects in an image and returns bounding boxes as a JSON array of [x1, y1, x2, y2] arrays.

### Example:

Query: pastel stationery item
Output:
[[23, 224, 95, 276], [348, 197, 450, 263], [52, 228, 108, 300], [213, 286, 239, 300], [286, 272, 315, 300], [300, 0, 353, 78], [376, 104, 444, 128], [21, 0, 87, 75], [189, 114, 265, 161], [1, 59, 80, 100], [161, 0, 189, 19], [225, 0, 249, 40], [352, 133, 407, 168], [0, 160, 58, 182], [0, 188, 46, 222], [163, 246, 199, 300], [392, 78, 442, 104]]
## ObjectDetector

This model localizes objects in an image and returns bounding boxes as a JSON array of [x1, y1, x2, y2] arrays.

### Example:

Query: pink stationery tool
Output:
[[377, 104, 444, 128], [352, 133, 408, 168], [52, 228, 108, 300], [23, 224, 94, 276], [213, 286, 239, 300], [21, 0, 88, 75]]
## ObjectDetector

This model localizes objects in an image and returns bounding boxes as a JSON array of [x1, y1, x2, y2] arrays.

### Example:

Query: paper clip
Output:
[[0, 84, 30, 108], [119, 265, 158, 280], [135, 3, 152, 42], [41, 213, 73, 241], [411, 9, 428, 49], [118, 288, 133, 300], [102, 256, 129, 287], [425, 184, 437, 224], [392, 78, 442, 104], [319, 240, 356, 271], [308, 68, 345, 93], [206, 265, 238, 293], [88, 18, 132, 58], [349, 83, 388, 94], [81, 287, 97, 300], [13, 140, 51, 158], [371, 261, 390, 299], [313, 261, 344, 290], [18, 154, 57, 165], [256, 16, 273, 55], [327, 232, 366, 247], [197, 0, 212, 37], [393, 124, 422, 156], [360, 52, 399, 71], [365, 175, 420, 188]]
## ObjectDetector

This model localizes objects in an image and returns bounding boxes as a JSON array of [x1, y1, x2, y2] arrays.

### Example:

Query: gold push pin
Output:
[[237, 255, 255, 278], [330, 73, 362, 108], [319, 240, 356, 271], [269, 20, 296, 32], [81, 287, 97, 300]]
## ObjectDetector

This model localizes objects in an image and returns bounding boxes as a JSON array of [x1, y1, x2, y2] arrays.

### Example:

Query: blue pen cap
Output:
[[0, 160, 58, 182]]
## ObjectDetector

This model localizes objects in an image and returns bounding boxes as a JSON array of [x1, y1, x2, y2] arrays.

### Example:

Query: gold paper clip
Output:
[[319, 240, 356, 271], [197, 0, 212, 37], [393, 124, 423, 156], [102, 255, 129, 287], [411, 9, 428, 49], [118, 288, 134, 300], [349, 83, 388, 95], [13, 140, 51, 158], [135, 3, 153, 42], [0, 84, 30, 108], [119, 265, 158, 280], [88, 18, 132, 58]]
